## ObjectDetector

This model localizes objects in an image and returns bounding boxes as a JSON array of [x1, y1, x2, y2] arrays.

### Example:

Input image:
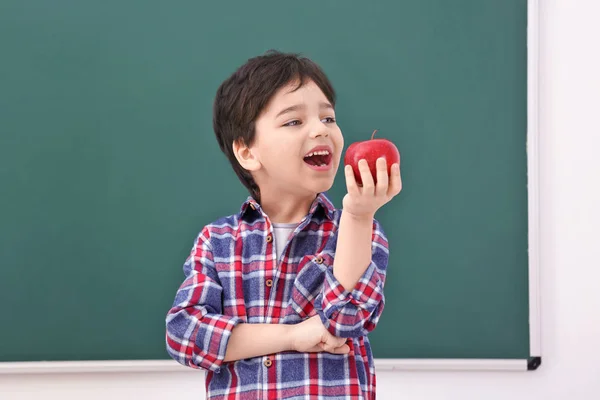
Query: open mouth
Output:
[[303, 150, 333, 167]]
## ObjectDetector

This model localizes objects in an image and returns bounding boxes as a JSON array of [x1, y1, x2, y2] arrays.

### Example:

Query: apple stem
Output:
[[371, 129, 378, 140]]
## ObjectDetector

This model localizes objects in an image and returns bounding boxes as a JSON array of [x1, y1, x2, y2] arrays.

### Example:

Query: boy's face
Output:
[[249, 79, 344, 198]]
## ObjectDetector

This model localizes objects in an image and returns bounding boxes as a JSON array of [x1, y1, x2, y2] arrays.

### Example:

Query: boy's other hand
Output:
[[343, 157, 402, 220], [291, 315, 350, 354]]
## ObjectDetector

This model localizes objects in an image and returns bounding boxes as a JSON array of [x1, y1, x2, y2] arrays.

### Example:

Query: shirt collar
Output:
[[310, 192, 336, 220], [239, 192, 336, 221]]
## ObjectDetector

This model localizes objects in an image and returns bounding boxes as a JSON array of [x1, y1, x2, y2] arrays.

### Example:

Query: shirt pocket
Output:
[[284, 252, 334, 321]]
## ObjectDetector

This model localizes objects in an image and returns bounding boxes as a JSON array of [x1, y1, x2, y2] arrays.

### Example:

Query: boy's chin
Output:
[[305, 180, 334, 195]]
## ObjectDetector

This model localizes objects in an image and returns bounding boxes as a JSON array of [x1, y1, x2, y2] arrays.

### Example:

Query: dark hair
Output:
[[212, 50, 336, 203]]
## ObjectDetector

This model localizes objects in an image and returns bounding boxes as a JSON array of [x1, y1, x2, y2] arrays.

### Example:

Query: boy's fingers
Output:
[[322, 334, 348, 350], [322, 333, 342, 348], [375, 158, 388, 197], [358, 159, 375, 194], [388, 163, 402, 197], [322, 343, 349, 354], [344, 165, 360, 196], [309, 344, 324, 353], [320, 333, 346, 353], [330, 344, 350, 354], [333, 336, 347, 348], [319, 341, 333, 353]]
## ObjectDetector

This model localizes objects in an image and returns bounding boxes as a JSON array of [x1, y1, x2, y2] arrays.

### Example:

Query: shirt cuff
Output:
[[320, 261, 384, 332], [193, 314, 243, 372]]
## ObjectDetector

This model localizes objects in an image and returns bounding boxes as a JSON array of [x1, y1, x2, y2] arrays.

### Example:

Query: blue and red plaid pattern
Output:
[[166, 193, 389, 399]]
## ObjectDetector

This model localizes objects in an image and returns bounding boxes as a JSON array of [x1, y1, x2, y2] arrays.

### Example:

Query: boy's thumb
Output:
[[332, 344, 350, 354], [334, 336, 347, 347]]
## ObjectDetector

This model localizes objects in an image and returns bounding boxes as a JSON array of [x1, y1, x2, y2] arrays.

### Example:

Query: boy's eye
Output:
[[283, 117, 335, 127]]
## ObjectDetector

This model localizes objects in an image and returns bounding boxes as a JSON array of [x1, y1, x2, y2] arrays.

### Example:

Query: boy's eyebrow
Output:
[[275, 102, 334, 118]]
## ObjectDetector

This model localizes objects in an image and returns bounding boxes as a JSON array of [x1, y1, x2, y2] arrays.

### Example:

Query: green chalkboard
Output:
[[0, 0, 529, 362]]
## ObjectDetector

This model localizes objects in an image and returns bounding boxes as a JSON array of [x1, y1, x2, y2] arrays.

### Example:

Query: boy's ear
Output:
[[232, 139, 261, 171]]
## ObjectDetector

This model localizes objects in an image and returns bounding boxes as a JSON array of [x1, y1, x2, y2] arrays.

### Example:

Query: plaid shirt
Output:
[[165, 193, 389, 399]]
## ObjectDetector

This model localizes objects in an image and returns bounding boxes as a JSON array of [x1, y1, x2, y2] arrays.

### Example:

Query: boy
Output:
[[165, 50, 402, 399]]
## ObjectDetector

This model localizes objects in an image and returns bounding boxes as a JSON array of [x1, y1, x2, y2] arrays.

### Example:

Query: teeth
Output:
[[304, 150, 330, 158]]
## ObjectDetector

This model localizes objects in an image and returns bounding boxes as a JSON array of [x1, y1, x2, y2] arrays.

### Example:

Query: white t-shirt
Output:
[[272, 222, 298, 260]]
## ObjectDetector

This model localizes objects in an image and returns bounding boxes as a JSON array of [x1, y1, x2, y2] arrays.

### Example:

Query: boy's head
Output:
[[213, 50, 343, 204]]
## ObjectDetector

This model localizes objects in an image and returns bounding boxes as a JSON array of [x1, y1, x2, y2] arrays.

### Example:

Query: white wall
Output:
[[2, 1, 599, 399]]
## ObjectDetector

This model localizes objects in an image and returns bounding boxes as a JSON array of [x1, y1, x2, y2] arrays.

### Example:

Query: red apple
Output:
[[344, 130, 400, 185]]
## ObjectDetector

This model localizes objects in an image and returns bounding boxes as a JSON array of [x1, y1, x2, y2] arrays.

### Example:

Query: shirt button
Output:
[[266, 234, 273, 243], [315, 256, 324, 264], [264, 358, 272, 367], [265, 279, 273, 287]]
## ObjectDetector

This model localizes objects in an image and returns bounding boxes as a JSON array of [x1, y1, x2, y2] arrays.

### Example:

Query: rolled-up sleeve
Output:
[[165, 227, 242, 372], [318, 218, 389, 338]]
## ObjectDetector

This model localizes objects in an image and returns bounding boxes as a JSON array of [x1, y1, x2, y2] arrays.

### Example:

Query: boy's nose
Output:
[[309, 126, 329, 138]]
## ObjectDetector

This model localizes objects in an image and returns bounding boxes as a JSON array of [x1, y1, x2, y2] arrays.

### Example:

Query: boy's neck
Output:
[[258, 189, 317, 224]]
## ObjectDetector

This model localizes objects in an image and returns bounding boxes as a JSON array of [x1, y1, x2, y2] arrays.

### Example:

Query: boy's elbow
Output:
[[166, 352, 222, 373], [319, 300, 384, 338], [165, 330, 224, 372], [320, 312, 379, 339], [165, 330, 194, 369], [165, 314, 211, 371], [165, 309, 240, 373], [324, 319, 374, 339]]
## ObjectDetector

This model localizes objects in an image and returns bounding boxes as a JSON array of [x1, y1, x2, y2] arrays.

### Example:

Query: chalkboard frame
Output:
[[0, 0, 541, 374]]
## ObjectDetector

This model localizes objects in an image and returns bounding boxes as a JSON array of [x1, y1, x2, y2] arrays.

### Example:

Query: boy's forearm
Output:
[[332, 212, 374, 291], [223, 322, 293, 362]]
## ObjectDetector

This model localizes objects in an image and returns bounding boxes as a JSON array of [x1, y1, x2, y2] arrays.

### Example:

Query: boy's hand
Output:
[[290, 315, 350, 354], [343, 158, 402, 220]]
